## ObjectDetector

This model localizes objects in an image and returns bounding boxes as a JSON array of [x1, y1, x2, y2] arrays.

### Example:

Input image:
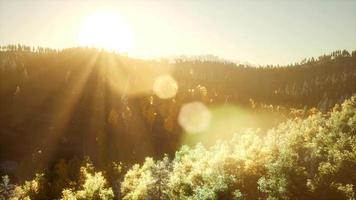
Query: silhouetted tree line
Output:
[[0, 45, 355, 184], [173, 50, 356, 110]]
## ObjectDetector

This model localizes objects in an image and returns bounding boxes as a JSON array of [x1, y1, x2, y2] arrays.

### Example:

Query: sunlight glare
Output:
[[78, 12, 133, 52]]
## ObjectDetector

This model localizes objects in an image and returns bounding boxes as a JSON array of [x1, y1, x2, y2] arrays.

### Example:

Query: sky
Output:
[[1, 0, 356, 65]]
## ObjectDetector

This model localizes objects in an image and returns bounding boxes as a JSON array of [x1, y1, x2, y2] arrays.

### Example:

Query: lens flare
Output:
[[181, 104, 286, 147], [178, 101, 212, 133], [153, 75, 178, 99]]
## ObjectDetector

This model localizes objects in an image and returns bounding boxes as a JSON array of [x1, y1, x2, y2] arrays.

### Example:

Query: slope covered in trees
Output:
[[120, 95, 356, 200], [0, 46, 355, 181], [1, 94, 355, 200]]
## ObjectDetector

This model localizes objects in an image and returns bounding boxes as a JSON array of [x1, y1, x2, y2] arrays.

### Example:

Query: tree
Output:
[[60, 166, 114, 200], [0, 175, 15, 200]]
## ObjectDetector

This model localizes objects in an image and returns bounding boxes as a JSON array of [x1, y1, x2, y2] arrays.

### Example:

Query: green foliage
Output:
[[60, 166, 114, 200], [120, 95, 356, 200], [3, 96, 355, 199], [11, 173, 46, 200], [2, 159, 114, 200], [259, 95, 355, 200], [166, 132, 266, 200], [1, 47, 355, 170], [121, 130, 267, 200], [0, 175, 15, 200], [121, 156, 171, 200]]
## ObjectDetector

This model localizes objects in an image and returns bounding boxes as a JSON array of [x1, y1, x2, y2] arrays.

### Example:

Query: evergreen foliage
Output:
[[119, 95, 355, 200], [1, 95, 355, 199], [1, 47, 355, 169], [0, 46, 355, 199]]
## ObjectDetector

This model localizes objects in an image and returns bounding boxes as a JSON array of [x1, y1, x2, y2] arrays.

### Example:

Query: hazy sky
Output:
[[1, 0, 356, 65]]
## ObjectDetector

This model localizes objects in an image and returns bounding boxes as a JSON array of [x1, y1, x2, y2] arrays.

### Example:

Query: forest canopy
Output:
[[1, 93, 355, 200], [0, 46, 355, 200]]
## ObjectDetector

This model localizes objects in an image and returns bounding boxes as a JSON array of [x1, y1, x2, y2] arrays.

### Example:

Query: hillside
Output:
[[1, 94, 355, 200], [0, 46, 355, 179]]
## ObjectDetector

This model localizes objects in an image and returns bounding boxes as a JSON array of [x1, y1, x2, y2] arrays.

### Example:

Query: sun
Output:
[[78, 12, 133, 52]]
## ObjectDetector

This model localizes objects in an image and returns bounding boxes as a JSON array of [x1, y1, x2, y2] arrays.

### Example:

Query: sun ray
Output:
[[12, 49, 93, 126], [36, 52, 99, 163]]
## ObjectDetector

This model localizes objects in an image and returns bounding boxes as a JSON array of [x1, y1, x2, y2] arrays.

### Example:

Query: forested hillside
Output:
[[0, 46, 355, 182], [120, 95, 356, 200], [1, 0, 355, 198], [1, 94, 355, 200]]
